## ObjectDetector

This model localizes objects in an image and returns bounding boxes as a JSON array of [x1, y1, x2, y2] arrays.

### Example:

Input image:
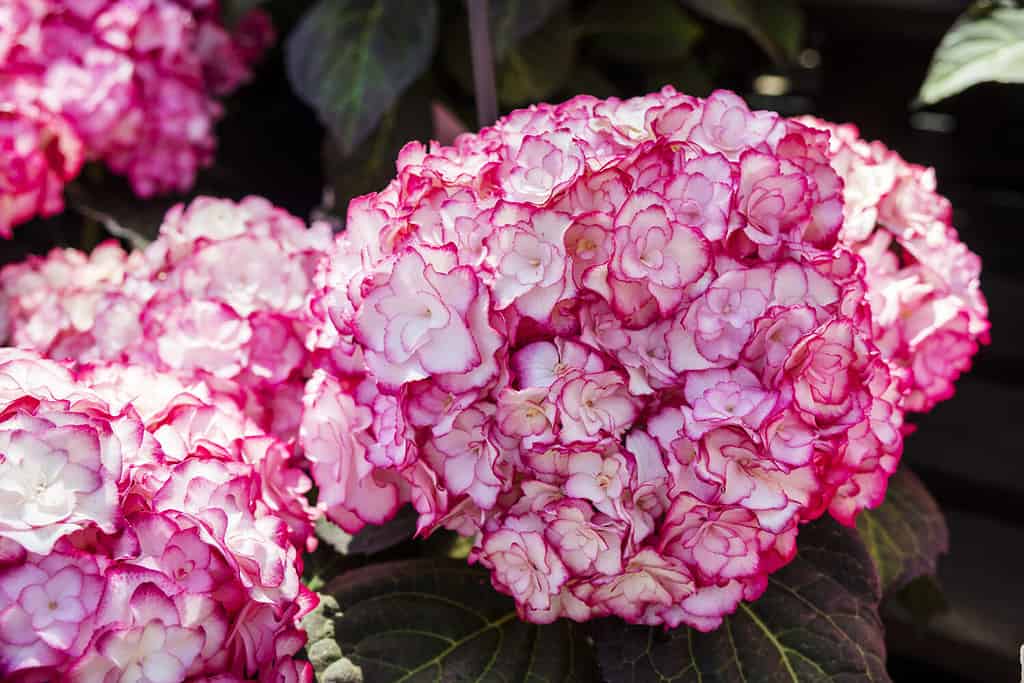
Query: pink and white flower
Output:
[[300, 87, 980, 629], [0, 350, 314, 681], [800, 116, 989, 413]]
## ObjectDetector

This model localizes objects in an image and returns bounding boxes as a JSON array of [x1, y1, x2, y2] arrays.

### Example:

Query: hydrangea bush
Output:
[[304, 88, 909, 627], [0, 351, 314, 681], [0, 83, 988, 680], [0, 0, 273, 236]]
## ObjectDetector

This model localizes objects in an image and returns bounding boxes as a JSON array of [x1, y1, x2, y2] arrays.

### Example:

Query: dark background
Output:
[[3, 1, 1020, 680]]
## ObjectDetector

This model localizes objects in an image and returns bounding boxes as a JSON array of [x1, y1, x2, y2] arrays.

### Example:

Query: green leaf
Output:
[[856, 467, 949, 595], [497, 12, 576, 106], [916, 3, 1024, 106], [565, 65, 621, 99], [490, 0, 570, 58], [322, 79, 434, 223], [285, 0, 439, 156], [222, 0, 268, 28], [589, 518, 889, 683], [442, 9, 576, 107], [317, 558, 596, 682], [302, 508, 419, 593], [582, 0, 702, 63], [645, 59, 715, 98], [887, 575, 950, 627], [347, 504, 418, 555], [681, 0, 804, 63]]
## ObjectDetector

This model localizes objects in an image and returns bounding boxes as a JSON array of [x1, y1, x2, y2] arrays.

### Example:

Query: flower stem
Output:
[[467, 0, 498, 129]]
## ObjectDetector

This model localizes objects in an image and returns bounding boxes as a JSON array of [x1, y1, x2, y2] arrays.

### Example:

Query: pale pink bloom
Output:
[[0, 549, 102, 675], [479, 521, 569, 615], [557, 370, 639, 443], [691, 90, 783, 159], [307, 88, 915, 627], [611, 190, 710, 313], [300, 372, 401, 533], [544, 501, 623, 576], [512, 338, 605, 390], [563, 449, 630, 516], [423, 405, 503, 509], [70, 567, 222, 682], [355, 249, 500, 386], [684, 367, 776, 437], [659, 494, 771, 582], [0, 352, 143, 555], [0, 242, 142, 355], [591, 550, 697, 624], [497, 132, 585, 204]]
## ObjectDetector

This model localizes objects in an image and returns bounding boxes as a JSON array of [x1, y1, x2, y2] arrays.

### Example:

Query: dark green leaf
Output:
[[443, 9, 576, 107], [322, 80, 434, 223], [856, 467, 949, 595], [318, 558, 597, 682], [645, 59, 715, 97], [302, 508, 420, 593], [886, 575, 949, 627], [222, 0, 268, 28], [681, 0, 804, 63], [565, 65, 621, 99], [347, 504, 419, 555], [491, 0, 570, 58], [497, 12, 576, 106], [285, 0, 439, 156], [590, 518, 889, 683], [582, 0, 702, 63], [916, 3, 1024, 105]]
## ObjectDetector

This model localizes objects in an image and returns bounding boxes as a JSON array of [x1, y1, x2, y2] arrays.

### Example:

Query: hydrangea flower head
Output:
[[1, 197, 333, 442], [0, 351, 314, 681], [306, 88, 905, 628], [801, 117, 989, 413], [0, 0, 274, 234]]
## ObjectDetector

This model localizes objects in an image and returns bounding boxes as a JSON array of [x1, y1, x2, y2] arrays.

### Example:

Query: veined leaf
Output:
[[285, 0, 439, 155], [590, 518, 889, 683], [917, 3, 1024, 105], [857, 467, 949, 594], [583, 0, 702, 64], [682, 0, 804, 63], [491, 0, 570, 58], [314, 558, 596, 682]]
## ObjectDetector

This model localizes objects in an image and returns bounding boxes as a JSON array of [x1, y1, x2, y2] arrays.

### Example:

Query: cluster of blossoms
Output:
[[0, 79, 988, 645], [305, 88, 907, 627], [1, 196, 333, 441], [800, 117, 990, 413], [0, 350, 314, 682], [0, 240, 143, 359], [0, 0, 273, 236]]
